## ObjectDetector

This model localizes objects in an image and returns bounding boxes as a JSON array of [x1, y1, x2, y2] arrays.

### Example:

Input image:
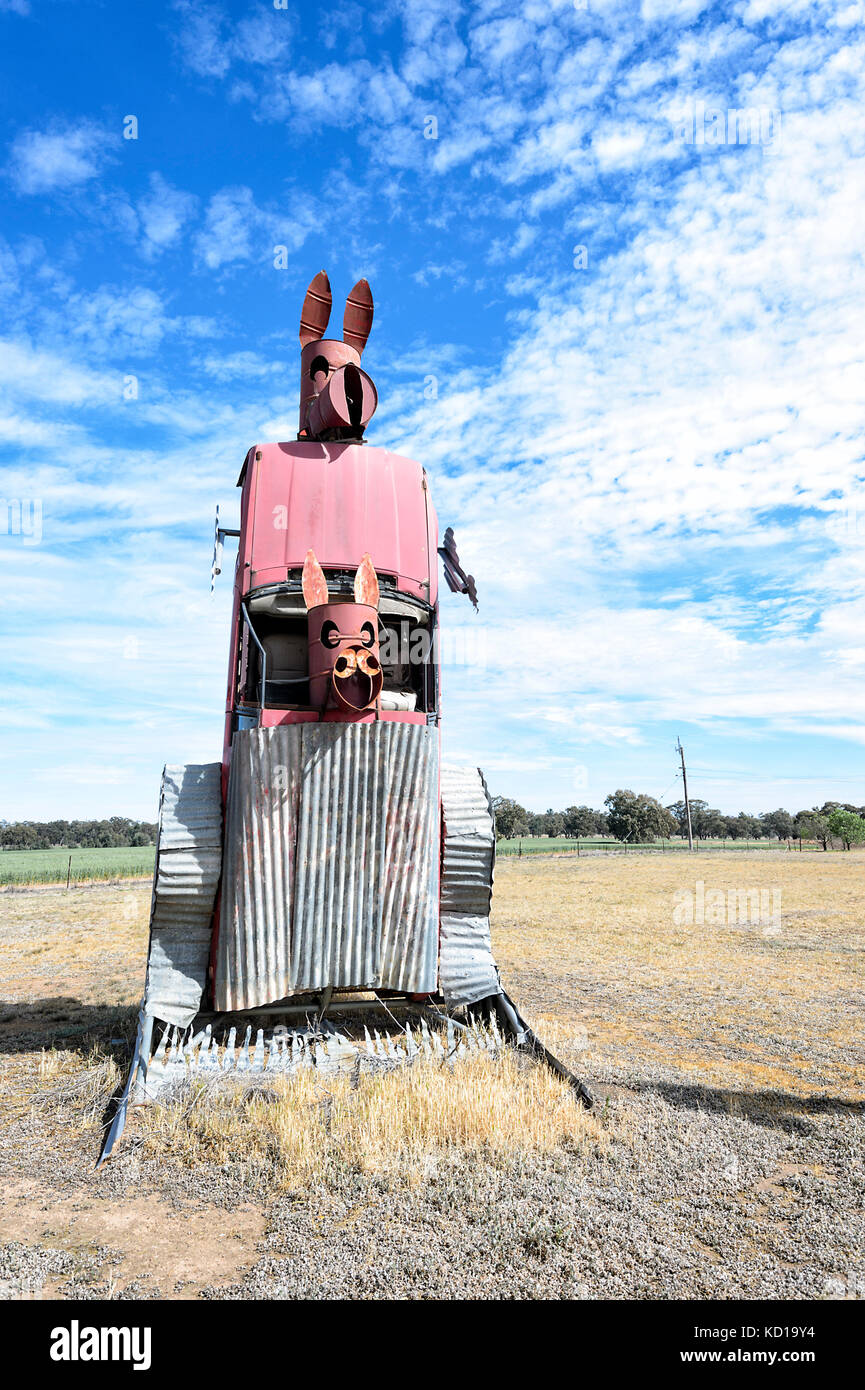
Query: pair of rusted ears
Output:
[[302, 549, 380, 610], [299, 271, 373, 356]]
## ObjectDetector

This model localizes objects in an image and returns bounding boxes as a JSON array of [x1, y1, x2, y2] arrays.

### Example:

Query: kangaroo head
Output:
[[298, 271, 378, 441]]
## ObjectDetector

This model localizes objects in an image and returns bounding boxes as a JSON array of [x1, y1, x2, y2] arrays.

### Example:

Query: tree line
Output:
[[0, 818, 158, 851], [492, 793, 865, 849]]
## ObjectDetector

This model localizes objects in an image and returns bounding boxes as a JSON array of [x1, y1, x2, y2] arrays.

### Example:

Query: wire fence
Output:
[[496, 836, 836, 858]]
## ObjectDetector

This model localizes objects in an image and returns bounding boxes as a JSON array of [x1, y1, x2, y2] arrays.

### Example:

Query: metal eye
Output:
[[357, 650, 380, 677], [334, 650, 357, 678], [360, 621, 376, 649]]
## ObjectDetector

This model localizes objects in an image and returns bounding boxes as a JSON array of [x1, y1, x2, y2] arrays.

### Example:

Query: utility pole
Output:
[[677, 737, 694, 851]]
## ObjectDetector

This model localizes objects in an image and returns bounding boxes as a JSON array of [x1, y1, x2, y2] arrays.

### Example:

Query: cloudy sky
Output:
[[1, 0, 863, 820]]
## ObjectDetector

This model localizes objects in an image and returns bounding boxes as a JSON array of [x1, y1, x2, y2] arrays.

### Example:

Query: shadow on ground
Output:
[[623, 1077, 864, 1130], [0, 998, 138, 1056]]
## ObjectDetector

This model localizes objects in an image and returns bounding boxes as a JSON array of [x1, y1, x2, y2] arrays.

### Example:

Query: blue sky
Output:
[[1, 0, 863, 821]]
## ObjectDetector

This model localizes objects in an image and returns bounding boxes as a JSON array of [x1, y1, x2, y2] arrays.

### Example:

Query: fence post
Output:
[[66, 854, 72, 891]]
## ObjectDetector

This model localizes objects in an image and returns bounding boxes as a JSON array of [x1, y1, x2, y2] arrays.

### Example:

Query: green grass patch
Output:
[[0, 845, 155, 885]]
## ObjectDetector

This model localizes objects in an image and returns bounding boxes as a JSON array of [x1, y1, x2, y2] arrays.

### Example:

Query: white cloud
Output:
[[137, 173, 197, 255], [6, 119, 115, 195], [640, 0, 710, 21], [0, 337, 118, 405], [195, 184, 319, 270], [171, 0, 292, 78], [196, 186, 256, 268]]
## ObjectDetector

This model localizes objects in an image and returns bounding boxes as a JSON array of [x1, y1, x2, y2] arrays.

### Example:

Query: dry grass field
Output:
[[0, 850, 862, 1301]]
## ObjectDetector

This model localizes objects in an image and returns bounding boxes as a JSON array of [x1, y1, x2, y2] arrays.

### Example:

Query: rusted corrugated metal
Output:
[[290, 722, 387, 992], [143, 763, 223, 1028], [378, 722, 439, 991], [439, 764, 500, 1007], [215, 722, 439, 1010]]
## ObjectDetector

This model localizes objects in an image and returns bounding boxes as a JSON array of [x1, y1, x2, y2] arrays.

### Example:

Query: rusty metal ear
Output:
[[353, 552, 380, 607], [302, 549, 329, 609], [343, 279, 374, 355], [299, 271, 332, 346]]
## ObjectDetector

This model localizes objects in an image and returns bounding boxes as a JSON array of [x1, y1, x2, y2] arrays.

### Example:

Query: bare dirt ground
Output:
[[0, 851, 862, 1301]]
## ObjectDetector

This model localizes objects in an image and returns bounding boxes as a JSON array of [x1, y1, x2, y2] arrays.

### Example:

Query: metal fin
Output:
[[223, 1026, 237, 1071]]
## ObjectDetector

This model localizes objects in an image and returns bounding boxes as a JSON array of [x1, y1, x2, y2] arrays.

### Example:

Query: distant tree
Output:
[[605, 790, 678, 844], [491, 797, 529, 840], [827, 808, 865, 851], [794, 809, 830, 850], [700, 807, 728, 839], [731, 812, 762, 840], [760, 808, 794, 841], [563, 805, 602, 838], [0, 818, 157, 851], [544, 809, 565, 838]]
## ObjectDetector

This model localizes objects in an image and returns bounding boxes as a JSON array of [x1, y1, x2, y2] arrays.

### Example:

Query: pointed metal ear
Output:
[[302, 549, 329, 609], [353, 552, 379, 607], [343, 278, 374, 355], [299, 271, 332, 346]]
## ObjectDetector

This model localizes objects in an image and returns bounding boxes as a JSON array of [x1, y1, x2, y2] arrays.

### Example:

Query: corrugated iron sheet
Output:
[[378, 722, 439, 992], [215, 722, 439, 1010], [439, 764, 500, 1007], [143, 764, 223, 1028]]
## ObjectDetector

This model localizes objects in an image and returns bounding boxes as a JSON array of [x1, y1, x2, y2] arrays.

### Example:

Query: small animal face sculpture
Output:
[[302, 549, 383, 714], [298, 271, 378, 441]]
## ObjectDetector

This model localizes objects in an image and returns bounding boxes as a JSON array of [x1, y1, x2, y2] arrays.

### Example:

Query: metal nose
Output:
[[308, 363, 378, 435]]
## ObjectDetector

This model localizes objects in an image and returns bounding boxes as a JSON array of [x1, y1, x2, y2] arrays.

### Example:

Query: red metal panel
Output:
[[259, 708, 427, 728], [246, 442, 435, 603]]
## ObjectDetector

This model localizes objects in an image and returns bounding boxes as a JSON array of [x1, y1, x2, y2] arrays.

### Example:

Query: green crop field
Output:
[[0, 845, 155, 886]]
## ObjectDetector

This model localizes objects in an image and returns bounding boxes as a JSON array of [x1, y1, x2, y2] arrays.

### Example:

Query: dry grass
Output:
[[0, 881, 149, 1013], [0, 853, 862, 1299], [136, 1051, 604, 1187], [492, 849, 865, 1099]]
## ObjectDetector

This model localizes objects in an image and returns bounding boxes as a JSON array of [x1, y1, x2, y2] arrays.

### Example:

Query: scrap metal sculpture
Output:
[[99, 272, 592, 1164]]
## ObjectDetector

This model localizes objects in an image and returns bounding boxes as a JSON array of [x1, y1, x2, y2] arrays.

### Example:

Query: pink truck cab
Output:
[[223, 438, 439, 762]]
